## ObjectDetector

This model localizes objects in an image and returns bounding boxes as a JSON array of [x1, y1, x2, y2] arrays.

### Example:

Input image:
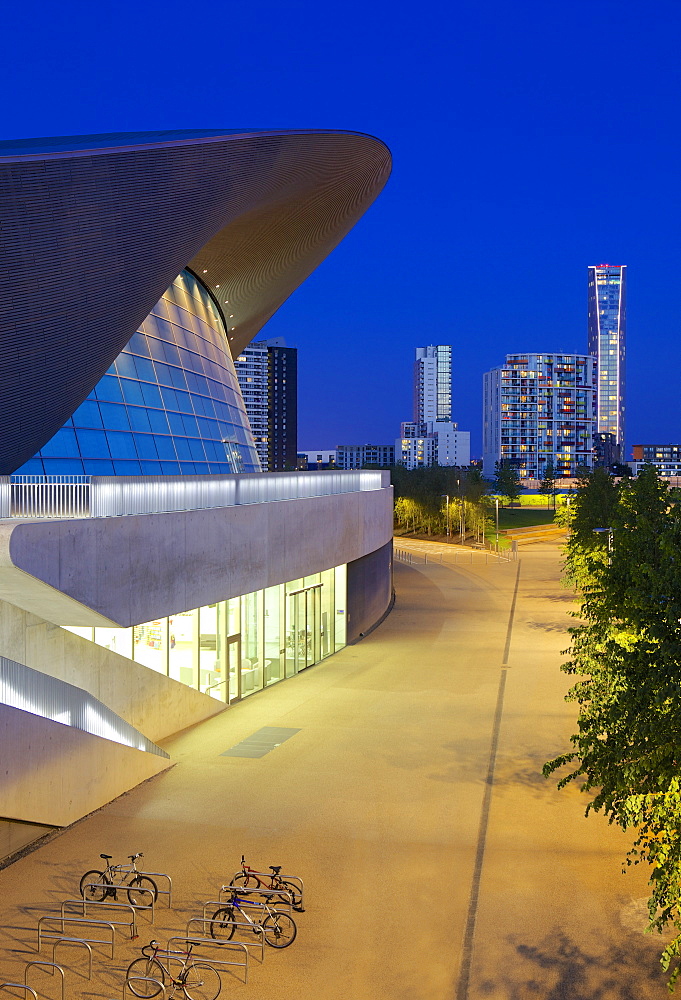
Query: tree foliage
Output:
[[539, 461, 557, 510], [494, 460, 524, 505], [545, 465, 681, 988], [391, 465, 491, 541]]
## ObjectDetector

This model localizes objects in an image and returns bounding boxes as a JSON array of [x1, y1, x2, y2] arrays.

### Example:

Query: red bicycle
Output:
[[229, 855, 304, 911]]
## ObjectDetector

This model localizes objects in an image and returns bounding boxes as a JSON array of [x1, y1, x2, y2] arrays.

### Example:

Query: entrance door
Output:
[[226, 634, 241, 702], [286, 584, 322, 673]]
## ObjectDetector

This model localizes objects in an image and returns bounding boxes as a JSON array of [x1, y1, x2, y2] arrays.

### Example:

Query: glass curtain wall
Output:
[[16, 270, 261, 476], [63, 564, 347, 704]]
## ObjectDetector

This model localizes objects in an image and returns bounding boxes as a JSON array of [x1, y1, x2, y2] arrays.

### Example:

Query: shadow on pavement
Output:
[[476, 928, 665, 999]]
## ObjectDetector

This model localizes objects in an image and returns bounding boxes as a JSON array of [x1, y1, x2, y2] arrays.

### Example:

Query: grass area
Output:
[[496, 508, 556, 529]]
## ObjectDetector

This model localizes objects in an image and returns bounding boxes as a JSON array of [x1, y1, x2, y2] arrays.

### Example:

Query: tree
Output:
[[494, 460, 523, 506], [545, 467, 681, 988], [539, 461, 557, 511]]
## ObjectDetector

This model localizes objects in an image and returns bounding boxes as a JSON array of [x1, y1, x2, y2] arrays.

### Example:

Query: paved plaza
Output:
[[0, 540, 669, 998]]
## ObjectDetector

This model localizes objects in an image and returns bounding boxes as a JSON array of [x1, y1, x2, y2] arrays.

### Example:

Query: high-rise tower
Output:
[[588, 264, 626, 462], [235, 337, 298, 471], [413, 345, 452, 423]]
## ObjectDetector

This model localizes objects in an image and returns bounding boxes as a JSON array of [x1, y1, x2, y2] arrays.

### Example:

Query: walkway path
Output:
[[0, 541, 667, 998]]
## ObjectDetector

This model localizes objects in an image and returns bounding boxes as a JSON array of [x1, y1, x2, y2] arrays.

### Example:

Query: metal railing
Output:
[[3, 476, 90, 519], [0, 470, 389, 520], [24, 962, 65, 1000], [37, 915, 116, 958], [0, 656, 169, 758], [167, 937, 250, 983]]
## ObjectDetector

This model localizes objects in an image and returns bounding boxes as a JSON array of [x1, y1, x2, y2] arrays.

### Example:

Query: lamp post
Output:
[[593, 527, 613, 563], [441, 494, 450, 538], [495, 496, 499, 548]]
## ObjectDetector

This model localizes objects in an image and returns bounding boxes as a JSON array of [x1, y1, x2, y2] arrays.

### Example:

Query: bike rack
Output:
[[136, 871, 173, 908], [167, 936, 249, 984], [216, 886, 295, 913], [51, 939, 93, 980], [185, 917, 265, 964], [0, 986, 38, 1000], [123, 979, 167, 1000], [78, 881, 156, 918], [229, 870, 305, 909], [37, 916, 116, 959], [61, 897, 142, 938], [24, 962, 65, 1000]]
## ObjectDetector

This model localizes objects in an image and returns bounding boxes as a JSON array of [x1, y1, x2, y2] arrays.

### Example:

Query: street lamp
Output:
[[441, 494, 451, 538], [495, 496, 499, 548], [593, 527, 613, 563]]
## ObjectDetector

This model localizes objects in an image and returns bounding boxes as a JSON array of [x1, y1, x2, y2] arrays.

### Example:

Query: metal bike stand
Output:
[[24, 962, 65, 1000], [61, 898, 142, 938], [0, 985, 38, 1000], [215, 886, 296, 913], [135, 871, 173, 908], [37, 916, 116, 959], [185, 917, 265, 964], [123, 979, 166, 1000], [167, 936, 250, 984], [51, 939, 93, 980], [228, 869, 306, 910], [78, 882, 156, 919]]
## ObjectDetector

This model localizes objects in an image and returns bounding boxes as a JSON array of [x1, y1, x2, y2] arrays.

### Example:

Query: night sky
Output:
[[2, 0, 680, 460]]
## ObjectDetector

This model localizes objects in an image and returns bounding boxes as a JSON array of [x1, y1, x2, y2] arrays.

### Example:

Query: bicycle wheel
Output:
[[79, 869, 107, 901], [126, 957, 165, 997], [128, 875, 158, 907], [275, 880, 303, 909], [182, 962, 221, 1000], [230, 872, 256, 890], [210, 906, 236, 940], [263, 911, 297, 948]]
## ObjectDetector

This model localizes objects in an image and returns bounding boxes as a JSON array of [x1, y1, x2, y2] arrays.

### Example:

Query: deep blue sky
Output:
[[2, 0, 680, 459]]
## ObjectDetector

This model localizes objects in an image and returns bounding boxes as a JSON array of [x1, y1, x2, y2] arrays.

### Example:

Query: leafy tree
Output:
[[494, 460, 523, 506], [545, 466, 681, 988], [539, 461, 557, 510]]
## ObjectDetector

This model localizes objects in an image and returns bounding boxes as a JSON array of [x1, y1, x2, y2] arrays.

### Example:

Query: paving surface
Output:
[[0, 541, 669, 998]]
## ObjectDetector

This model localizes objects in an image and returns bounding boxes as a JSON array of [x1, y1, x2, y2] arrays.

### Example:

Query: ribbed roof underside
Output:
[[0, 129, 391, 473]]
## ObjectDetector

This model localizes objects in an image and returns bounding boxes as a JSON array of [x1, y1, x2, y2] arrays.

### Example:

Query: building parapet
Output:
[[1, 470, 388, 520]]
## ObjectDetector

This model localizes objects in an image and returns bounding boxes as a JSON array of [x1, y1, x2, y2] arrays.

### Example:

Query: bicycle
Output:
[[126, 940, 221, 999], [230, 854, 304, 911], [210, 887, 297, 948], [79, 851, 158, 907]]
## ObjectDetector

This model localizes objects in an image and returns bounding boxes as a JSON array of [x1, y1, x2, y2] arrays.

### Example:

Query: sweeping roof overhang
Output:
[[0, 129, 391, 473]]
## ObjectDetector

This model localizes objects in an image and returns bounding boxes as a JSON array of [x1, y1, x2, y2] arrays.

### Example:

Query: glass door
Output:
[[286, 584, 322, 673], [227, 635, 241, 702]]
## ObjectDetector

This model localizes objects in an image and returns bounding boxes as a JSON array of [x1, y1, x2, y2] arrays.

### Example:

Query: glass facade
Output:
[[587, 264, 626, 459], [64, 565, 348, 703], [16, 270, 260, 476], [484, 353, 596, 479]]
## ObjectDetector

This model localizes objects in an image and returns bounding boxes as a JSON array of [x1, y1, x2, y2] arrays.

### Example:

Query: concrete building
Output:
[[483, 352, 596, 479], [396, 421, 470, 469], [631, 444, 681, 478], [397, 345, 470, 469], [588, 264, 626, 462], [0, 128, 393, 860], [336, 444, 395, 469], [414, 345, 452, 423], [234, 337, 298, 472], [300, 450, 337, 470]]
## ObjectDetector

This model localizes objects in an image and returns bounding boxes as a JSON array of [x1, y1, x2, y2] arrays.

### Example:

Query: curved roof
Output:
[[0, 129, 391, 473]]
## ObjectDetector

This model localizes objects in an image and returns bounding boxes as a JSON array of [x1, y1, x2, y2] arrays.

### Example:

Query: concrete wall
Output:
[[0, 818, 55, 864], [0, 703, 170, 827], [347, 541, 394, 643], [0, 487, 393, 626], [0, 599, 224, 743]]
